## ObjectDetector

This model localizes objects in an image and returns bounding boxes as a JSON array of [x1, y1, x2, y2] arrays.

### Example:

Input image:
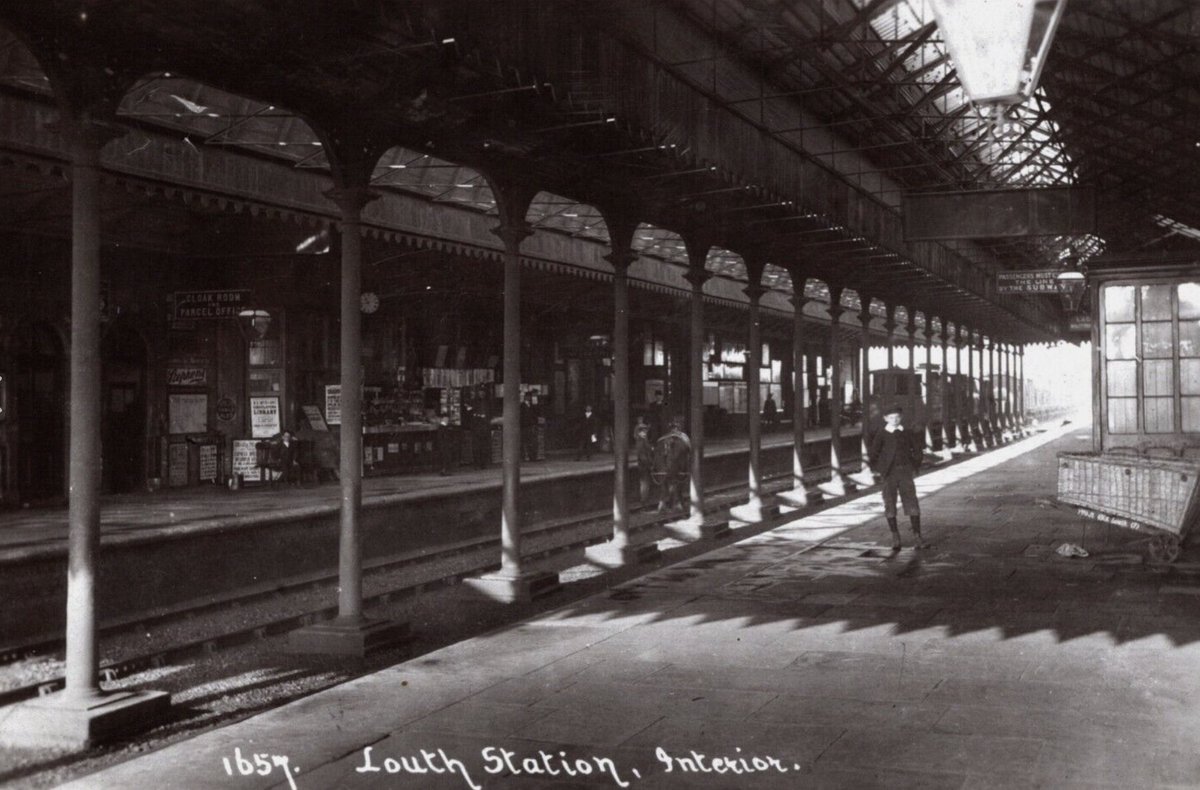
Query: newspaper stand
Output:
[[1057, 452, 1200, 563]]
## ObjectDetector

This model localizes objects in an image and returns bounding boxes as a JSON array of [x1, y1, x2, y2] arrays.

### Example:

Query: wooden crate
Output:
[[1057, 452, 1200, 537]]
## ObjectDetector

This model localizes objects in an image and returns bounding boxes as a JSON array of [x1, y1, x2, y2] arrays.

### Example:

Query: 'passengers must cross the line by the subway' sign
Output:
[[996, 271, 1066, 294]]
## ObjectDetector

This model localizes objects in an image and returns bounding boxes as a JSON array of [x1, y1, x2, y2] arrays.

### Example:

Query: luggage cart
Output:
[[1057, 452, 1200, 563]]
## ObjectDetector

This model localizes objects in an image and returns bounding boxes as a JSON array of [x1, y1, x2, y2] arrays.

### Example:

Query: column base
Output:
[[461, 570, 561, 604], [817, 474, 854, 499], [663, 516, 730, 542], [729, 500, 779, 524], [776, 487, 815, 512], [847, 468, 876, 487], [584, 540, 661, 568], [288, 616, 412, 656], [0, 688, 171, 750]]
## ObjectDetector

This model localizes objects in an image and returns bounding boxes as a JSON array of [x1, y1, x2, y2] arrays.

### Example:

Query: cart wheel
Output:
[[1148, 535, 1182, 564]]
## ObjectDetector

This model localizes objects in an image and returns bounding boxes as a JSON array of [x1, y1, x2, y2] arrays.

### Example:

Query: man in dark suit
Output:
[[869, 404, 925, 550], [577, 404, 599, 461]]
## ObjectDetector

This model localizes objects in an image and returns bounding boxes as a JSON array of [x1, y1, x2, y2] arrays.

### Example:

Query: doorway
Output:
[[12, 322, 65, 503], [103, 324, 148, 493]]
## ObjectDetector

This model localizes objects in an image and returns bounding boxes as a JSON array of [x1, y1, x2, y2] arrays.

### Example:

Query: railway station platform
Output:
[[52, 419, 1200, 789], [1, 427, 862, 645]]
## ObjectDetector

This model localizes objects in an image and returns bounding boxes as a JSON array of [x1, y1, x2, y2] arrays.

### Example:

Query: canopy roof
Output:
[[0, 0, 1188, 342]]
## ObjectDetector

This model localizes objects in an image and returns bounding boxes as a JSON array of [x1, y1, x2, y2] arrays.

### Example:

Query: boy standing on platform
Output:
[[869, 404, 925, 550]]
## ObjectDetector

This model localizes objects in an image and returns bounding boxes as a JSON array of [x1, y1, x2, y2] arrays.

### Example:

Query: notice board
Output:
[[232, 439, 261, 482], [198, 444, 218, 482]]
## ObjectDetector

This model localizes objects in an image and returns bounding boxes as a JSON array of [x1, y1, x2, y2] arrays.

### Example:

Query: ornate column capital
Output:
[[605, 249, 637, 273], [324, 185, 380, 219], [491, 223, 533, 253], [684, 266, 713, 289]]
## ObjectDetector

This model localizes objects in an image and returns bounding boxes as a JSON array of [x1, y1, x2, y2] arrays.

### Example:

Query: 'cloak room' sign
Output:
[[173, 290, 251, 320]]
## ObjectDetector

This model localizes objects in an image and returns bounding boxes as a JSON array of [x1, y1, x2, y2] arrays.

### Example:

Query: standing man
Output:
[[762, 392, 778, 429], [577, 404, 599, 461], [869, 404, 925, 550], [647, 390, 665, 442], [520, 391, 537, 462]]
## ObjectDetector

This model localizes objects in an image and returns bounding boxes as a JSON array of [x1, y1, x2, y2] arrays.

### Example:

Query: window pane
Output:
[[1141, 285, 1173, 321], [1183, 360, 1200, 395], [1104, 285, 1135, 322], [1105, 324, 1136, 360], [1180, 283, 1200, 320], [1145, 397, 1174, 434], [1106, 360, 1137, 396], [1107, 397, 1137, 434], [1142, 321, 1174, 358], [1144, 360, 1173, 397], [1180, 322, 1200, 357], [643, 340, 654, 366], [1184, 397, 1200, 432]]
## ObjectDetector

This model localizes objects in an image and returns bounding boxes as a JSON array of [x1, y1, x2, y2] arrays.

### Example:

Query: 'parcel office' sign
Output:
[[173, 290, 251, 319], [996, 270, 1067, 295]]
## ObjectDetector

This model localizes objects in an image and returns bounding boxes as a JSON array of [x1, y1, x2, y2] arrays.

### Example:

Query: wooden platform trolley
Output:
[[867, 367, 927, 436], [1057, 452, 1199, 563]]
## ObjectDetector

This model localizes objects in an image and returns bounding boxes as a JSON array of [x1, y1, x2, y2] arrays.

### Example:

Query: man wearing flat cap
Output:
[[869, 403, 925, 550]]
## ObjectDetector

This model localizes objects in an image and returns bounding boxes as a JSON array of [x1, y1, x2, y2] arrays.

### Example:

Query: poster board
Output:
[[250, 396, 281, 438], [168, 443, 189, 487], [168, 393, 208, 435], [232, 439, 261, 482], [325, 385, 342, 425]]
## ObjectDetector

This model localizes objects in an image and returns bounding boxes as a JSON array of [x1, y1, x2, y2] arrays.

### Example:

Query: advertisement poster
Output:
[[325, 385, 342, 425], [250, 396, 281, 439]]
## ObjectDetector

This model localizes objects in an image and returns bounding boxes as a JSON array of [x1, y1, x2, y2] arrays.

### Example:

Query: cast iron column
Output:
[[499, 223, 530, 574], [923, 318, 937, 456], [0, 111, 172, 750], [737, 277, 768, 520], [684, 248, 712, 527], [463, 180, 557, 602], [850, 295, 875, 486], [905, 311, 917, 371], [884, 303, 897, 368], [939, 323, 954, 459], [1005, 343, 1015, 433], [819, 286, 849, 498], [610, 250, 632, 543], [64, 121, 109, 702], [1018, 345, 1026, 430], [780, 270, 810, 507], [585, 217, 659, 564], [334, 186, 372, 622], [957, 327, 975, 452]]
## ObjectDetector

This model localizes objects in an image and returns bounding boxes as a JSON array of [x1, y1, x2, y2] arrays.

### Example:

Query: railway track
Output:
[[0, 467, 830, 707]]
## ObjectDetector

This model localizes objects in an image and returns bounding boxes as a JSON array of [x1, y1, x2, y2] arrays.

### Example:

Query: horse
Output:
[[651, 432, 691, 512]]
